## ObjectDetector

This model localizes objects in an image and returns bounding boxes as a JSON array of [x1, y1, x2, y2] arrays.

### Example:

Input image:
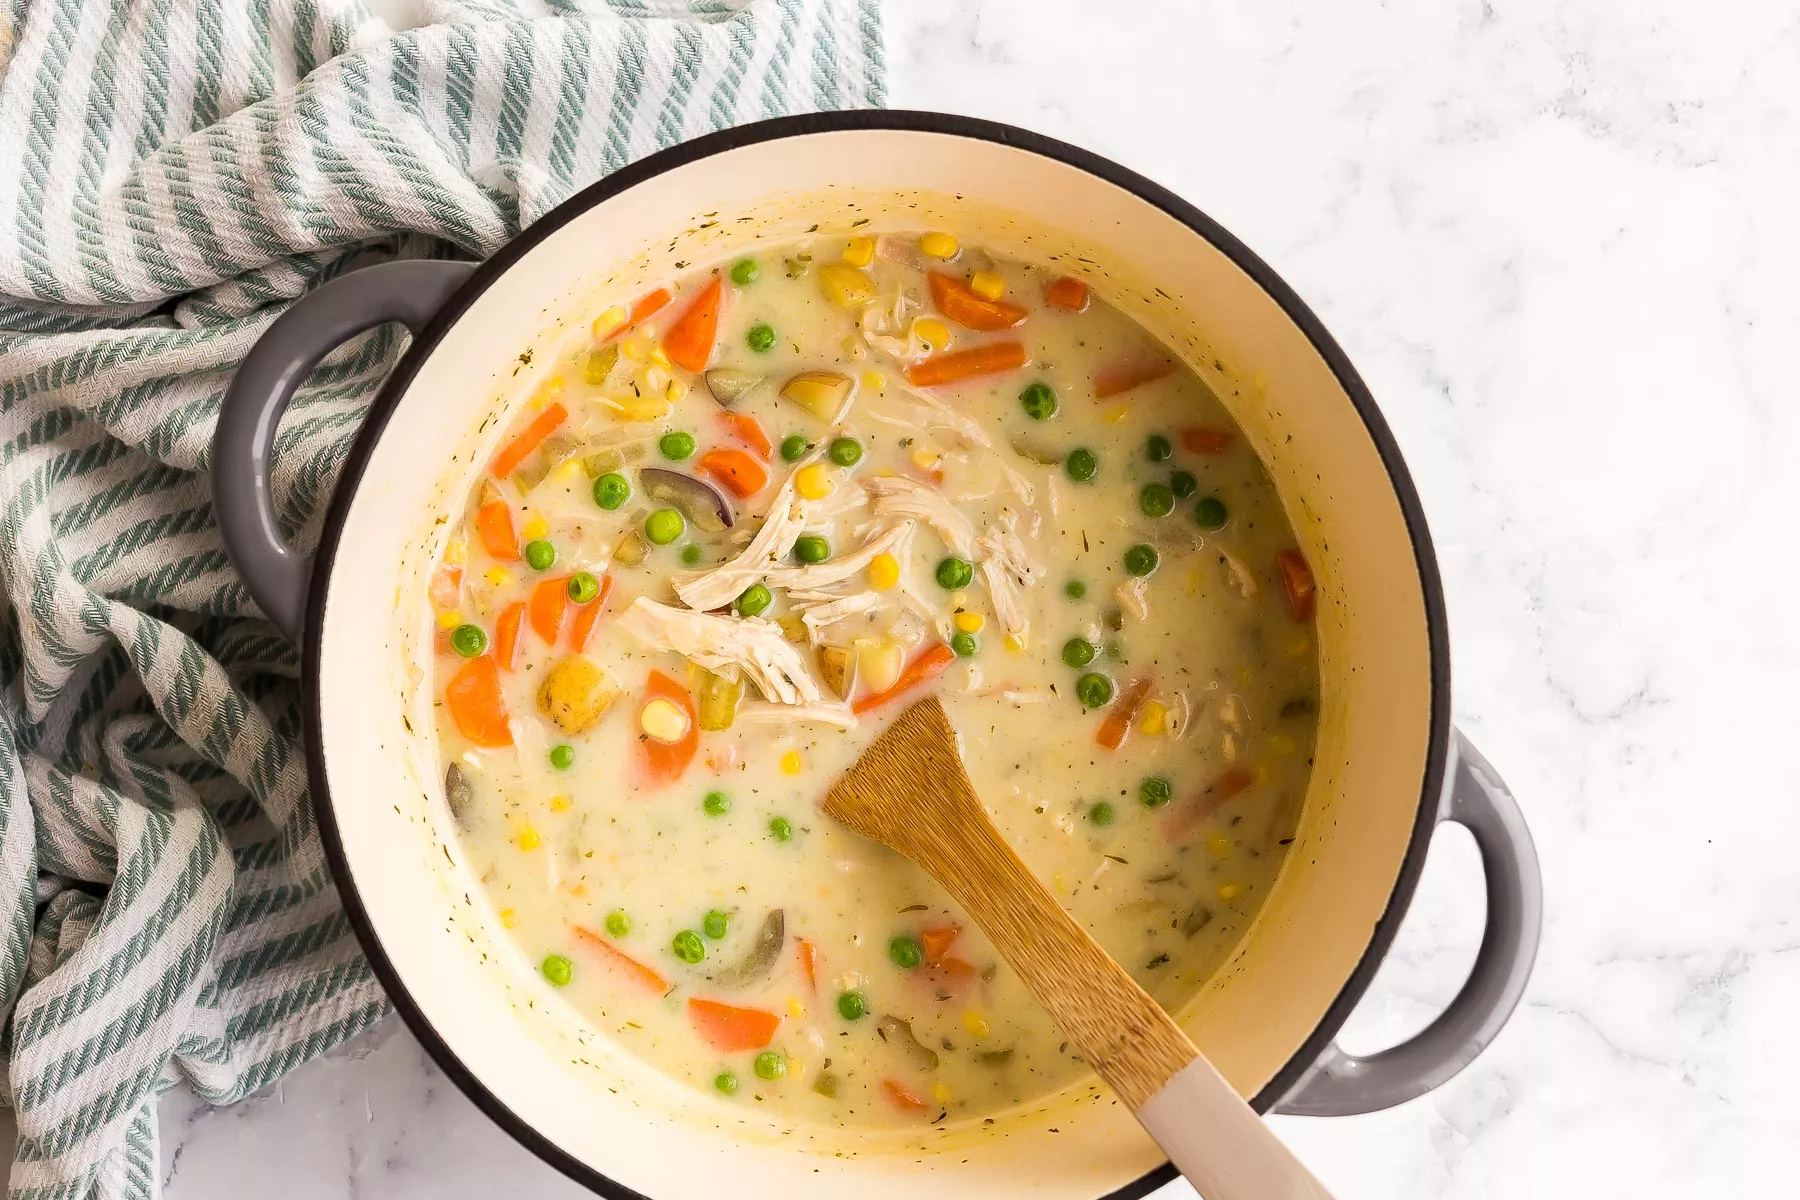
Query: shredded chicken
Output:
[[895, 382, 1035, 504], [766, 520, 916, 592], [672, 456, 815, 611], [1216, 546, 1260, 599], [1115, 576, 1150, 622], [975, 511, 1045, 648], [863, 476, 977, 559], [806, 478, 869, 524], [731, 701, 857, 730], [794, 591, 884, 641], [859, 291, 927, 361], [617, 598, 825, 706]]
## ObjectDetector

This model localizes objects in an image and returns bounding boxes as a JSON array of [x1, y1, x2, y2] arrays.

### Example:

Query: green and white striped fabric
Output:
[[0, 1, 882, 1195]]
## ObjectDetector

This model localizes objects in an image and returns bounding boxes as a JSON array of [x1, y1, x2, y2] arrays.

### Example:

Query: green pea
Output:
[[449, 623, 487, 658], [567, 571, 601, 604], [836, 990, 867, 1021], [1146, 433, 1173, 461], [746, 323, 776, 353], [1064, 579, 1087, 600], [1123, 543, 1159, 576], [549, 744, 574, 771], [646, 508, 685, 545], [593, 471, 631, 510], [1140, 483, 1175, 518], [1194, 496, 1229, 528], [1062, 637, 1096, 668], [753, 1051, 786, 1080], [769, 816, 794, 842], [1140, 777, 1173, 808], [715, 1071, 739, 1095], [1170, 470, 1198, 499], [672, 930, 706, 963], [889, 935, 924, 969], [735, 584, 773, 617], [951, 631, 978, 658], [605, 910, 632, 937], [936, 557, 974, 589], [828, 436, 863, 467], [680, 544, 703, 565], [1075, 673, 1115, 708], [1066, 447, 1098, 483], [702, 909, 730, 940], [729, 258, 760, 286], [1089, 801, 1116, 826], [794, 535, 831, 565], [1019, 381, 1058, 420], [779, 434, 811, 462], [660, 431, 696, 461], [524, 539, 557, 571], [703, 790, 731, 816], [541, 954, 573, 987]]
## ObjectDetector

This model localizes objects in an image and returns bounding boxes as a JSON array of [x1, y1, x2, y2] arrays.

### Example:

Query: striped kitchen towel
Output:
[[0, 1, 883, 1196]]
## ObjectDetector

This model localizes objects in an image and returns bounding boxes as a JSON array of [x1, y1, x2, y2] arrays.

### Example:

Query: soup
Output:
[[426, 229, 1318, 1127]]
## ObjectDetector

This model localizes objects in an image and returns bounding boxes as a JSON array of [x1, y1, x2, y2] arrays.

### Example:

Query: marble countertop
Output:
[[97, 0, 1800, 1195]]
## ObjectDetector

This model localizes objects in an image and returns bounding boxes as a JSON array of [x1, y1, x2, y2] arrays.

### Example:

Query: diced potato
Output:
[[777, 615, 808, 643], [613, 530, 646, 566], [695, 667, 745, 732], [703, 368, 759, 408], [817, 645, 858, 700], [780, 370, 853, 422], [817, 263, 876, 309], [857, 638, 903, 694], [537, 656, 620, 735]]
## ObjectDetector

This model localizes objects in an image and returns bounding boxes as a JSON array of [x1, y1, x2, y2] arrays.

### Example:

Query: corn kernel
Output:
[[437, 610, 463, 630], [521, 516, 549, 541], [1104, 405, 1130, 424], [780, 750, 803, 775], [484, 567, 512, 586], [640, 697, 690, 742], [1005, 634, 1025, 653], [516, 824, 541, 851], [954, 611, 984, 633], [931, 1081, 954, 1104], [969, 271, 1005, 301], [794, 463, 836, 500], [666, 377, 689, 403], [644, 365, 670, 394], [1270, 734, 1297, 756], [1254, 764, 1271, 786], [909, 447, 941, 471], [1217, 881, 1244, 902], [868, 552, 901, 591], [818, 263, 876, 309], [622, 335, 652, 361], [913, 317, 950, 350], [648, 346, 671, 369], [920, 232, 958, 259], [550, 794, 571, 812], [861, 369, 885, 392], [842, 236, 876, 267], [962, 1010, 991, 1038], [443, 537, 467, 566], [787, 997, 806, 1018], [500, 908, 518, 928], [551, 458, 586, 486], [614, 393, 672, 423], [530, 376, 564, 410], [591, 305, 628, 340], [1138, 700, 1168, 736], [1207, 834, 1233, 860]]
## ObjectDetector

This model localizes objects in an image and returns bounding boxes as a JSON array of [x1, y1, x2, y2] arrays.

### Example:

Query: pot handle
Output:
[[212, 259, 475, 645], [1274, 729, 1542, 1117]]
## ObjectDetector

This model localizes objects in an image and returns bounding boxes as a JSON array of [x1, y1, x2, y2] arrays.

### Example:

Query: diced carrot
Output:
[[1180, 426, 1235, 454], [1164, 767, 1256, 841], [1045, 275, 1089, 312], [568, 574, 615, 651], [638, 669, 698, 786], [663, 275, 723, 372], [881, 1079, 932, 1114], [444, 656, 511, 747], [935, 956, 978, 985], [687, 998, 781, 1053], [605, 287, 672, 341], [1093, 358, 1175, 398], [492, 602, 525, 671], [1096, 678, 1154, 751], [476, 492, 519, 561], [1276, 549, 1315, 621], [429, 564, 463, 610], [904, 341, 1028, 388], [572, 926, 670, 994], [927, 271, 1028, 332], [852, 643, 956, 715], [434, 629, 454, 655], [491, 401, 567, 478], [796, 938, 819, 993], [528, 576, 571, 644], [921, 925, 960, 966], [695, 448, 769, 499], [720, 410, 773, 461]]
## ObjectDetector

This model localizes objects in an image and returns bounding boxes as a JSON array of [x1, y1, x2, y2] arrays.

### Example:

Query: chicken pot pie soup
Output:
[[429, 230, 1319, 1128]]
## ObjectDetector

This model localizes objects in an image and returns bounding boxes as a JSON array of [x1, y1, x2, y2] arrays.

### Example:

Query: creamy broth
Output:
[[428, 231, 1318, 1128]]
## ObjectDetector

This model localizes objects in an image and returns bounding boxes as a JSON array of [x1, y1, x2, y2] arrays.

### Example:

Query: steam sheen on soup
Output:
[[427, 230, 1318, 1127]]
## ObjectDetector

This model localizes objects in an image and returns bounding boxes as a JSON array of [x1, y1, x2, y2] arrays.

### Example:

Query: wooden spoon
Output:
[[822, 696, 1334, 1200]]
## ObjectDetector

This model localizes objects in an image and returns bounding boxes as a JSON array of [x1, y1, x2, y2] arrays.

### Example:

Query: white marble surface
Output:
[[92, 0, 1800, 1195]]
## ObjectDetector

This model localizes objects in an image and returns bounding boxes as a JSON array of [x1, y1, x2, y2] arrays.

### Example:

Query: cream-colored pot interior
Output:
[[313, 127, 1436, 1199]]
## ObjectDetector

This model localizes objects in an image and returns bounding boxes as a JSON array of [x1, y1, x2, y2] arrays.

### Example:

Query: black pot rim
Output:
[[304, 109, 1450, 1200]]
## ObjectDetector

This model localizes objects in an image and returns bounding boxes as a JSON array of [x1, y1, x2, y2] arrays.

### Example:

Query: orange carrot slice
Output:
[[695, 448, 768, 499], [687, 998, 781, 1053], [572, 926, 670, 994], [475, 490, 519, 561], [881, 1079, 931, 1114], [492, 602, 525, 671], [921, 926, 960, 966], [1164, 767, 1256, 841], [796, 939, 819, 993], [491, 401, 567, 478], [1276, 550, 1315, 621], [1045, 275, 1089, 312], [927, 271, 1027, 332], [445, 656, 511, 747], [720, 410, 773, 461], [852, 643, 956, 714], [567, 574, 614, 651], [1180, 426, 1235, 454], [663, 275, 723, 372], [605, 287, 672, 341], [1093, 358, 1175, 398], [528, 575, 571, 644], [1096, 678, 1153, 751], [904, 341, 1028, 388], [638, 669, 698, 786]]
